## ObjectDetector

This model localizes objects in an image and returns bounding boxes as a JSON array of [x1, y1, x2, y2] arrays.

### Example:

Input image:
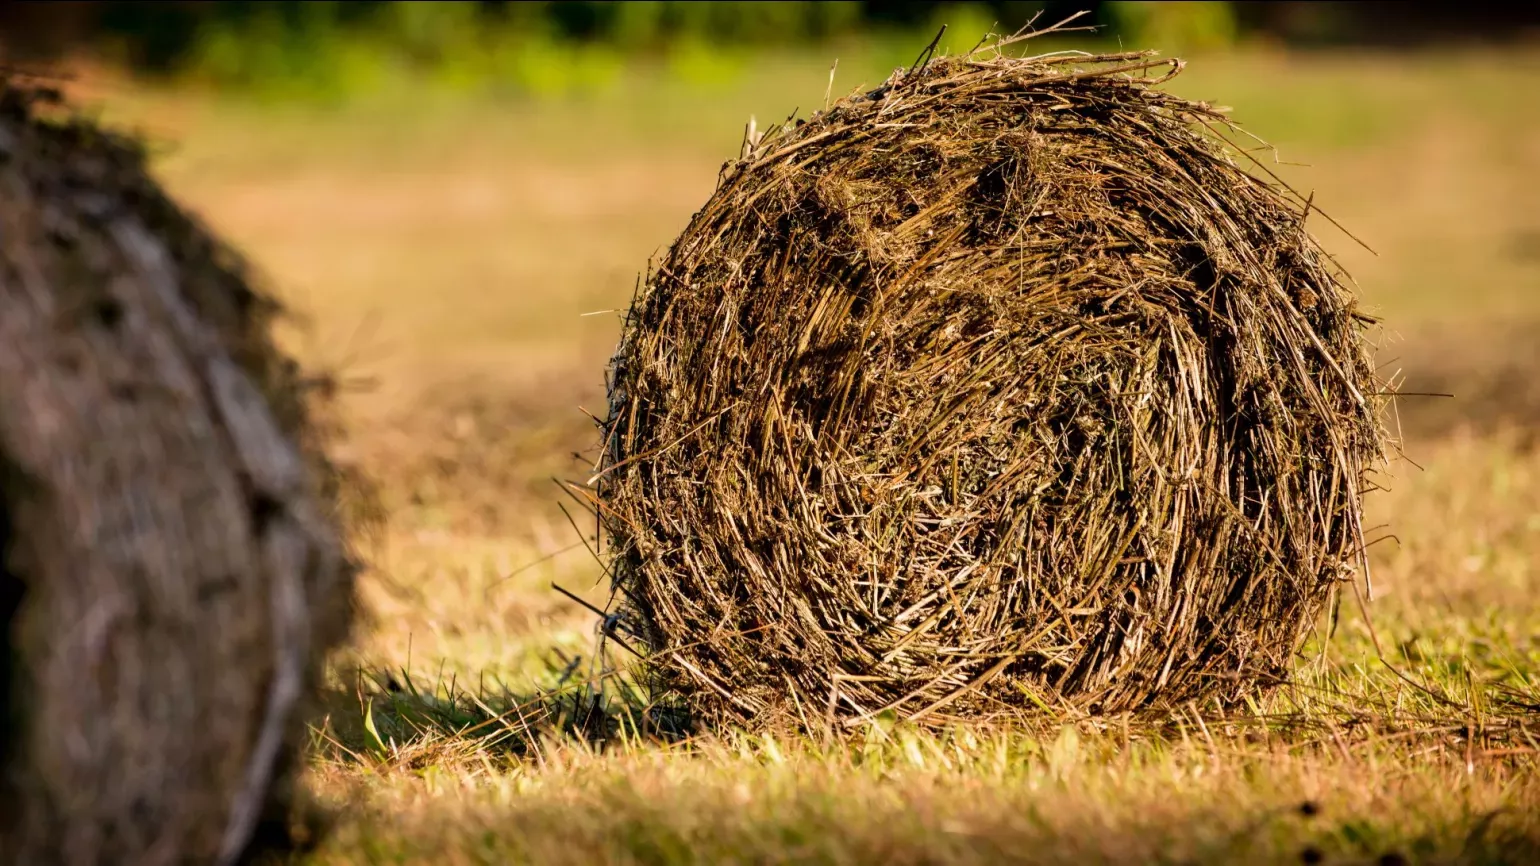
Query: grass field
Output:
[[66, 38, 1540, 864]]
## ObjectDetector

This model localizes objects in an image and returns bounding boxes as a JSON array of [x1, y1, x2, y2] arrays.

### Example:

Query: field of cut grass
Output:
[[64, 37, 1540, 864]]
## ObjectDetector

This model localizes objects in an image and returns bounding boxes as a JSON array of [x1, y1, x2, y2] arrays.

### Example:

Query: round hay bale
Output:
[[599, 47, 1390, 728], [0, 81, 358, 863]]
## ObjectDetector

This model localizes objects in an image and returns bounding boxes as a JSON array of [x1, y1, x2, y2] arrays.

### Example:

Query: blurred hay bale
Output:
[[599, 43, 1390, 729], [0, 80, 359, 863]]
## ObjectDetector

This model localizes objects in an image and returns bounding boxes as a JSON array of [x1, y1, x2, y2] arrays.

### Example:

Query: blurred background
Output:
[[1, 2, 1536, 678]]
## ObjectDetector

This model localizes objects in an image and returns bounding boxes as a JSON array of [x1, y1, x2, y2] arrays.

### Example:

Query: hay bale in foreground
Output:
[[0, 82, 356, 864], [599, 45, 1390, 728]]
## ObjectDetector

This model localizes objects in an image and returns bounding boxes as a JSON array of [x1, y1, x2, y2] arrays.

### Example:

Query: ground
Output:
[[70, 40, 1540, 864]]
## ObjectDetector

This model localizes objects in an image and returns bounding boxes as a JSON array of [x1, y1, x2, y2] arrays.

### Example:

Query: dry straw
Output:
[[596, 31, 1391, 730], [0, 78, 363, 863]]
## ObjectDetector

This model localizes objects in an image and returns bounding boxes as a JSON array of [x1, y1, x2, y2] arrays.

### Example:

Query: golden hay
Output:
[[597, 43, 1391, 729]]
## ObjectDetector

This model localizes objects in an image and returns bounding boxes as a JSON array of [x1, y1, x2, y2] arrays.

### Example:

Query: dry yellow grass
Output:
[[52, 42, 1540, 863]]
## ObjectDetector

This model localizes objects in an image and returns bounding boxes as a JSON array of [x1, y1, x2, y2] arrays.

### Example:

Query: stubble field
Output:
[[68, 41, 1540, 864]]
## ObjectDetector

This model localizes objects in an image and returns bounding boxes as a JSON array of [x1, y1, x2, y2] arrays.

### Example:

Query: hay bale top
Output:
[[599, 41, 1390, 729]]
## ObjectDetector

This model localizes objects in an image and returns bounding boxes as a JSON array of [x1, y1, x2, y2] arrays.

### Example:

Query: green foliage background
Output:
[[13, 2, 1256, 102]]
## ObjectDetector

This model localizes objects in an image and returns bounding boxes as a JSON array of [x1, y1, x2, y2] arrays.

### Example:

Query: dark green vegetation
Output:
[[5, 2, 1536, 103]]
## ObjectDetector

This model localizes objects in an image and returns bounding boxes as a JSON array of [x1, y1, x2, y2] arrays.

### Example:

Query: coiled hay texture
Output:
[[0, 82, 358, 864], [599, 48, 1390, 729]]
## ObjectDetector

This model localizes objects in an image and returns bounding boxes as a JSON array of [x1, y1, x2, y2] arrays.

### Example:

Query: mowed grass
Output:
[[64, 40, 1540, 864]]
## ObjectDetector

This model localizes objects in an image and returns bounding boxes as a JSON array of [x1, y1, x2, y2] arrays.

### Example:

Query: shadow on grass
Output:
[[295, 655, 1540, 866], [310, 629, 1540, 776], [288, 612, 1540, 864], [312, 652, 693, 771]]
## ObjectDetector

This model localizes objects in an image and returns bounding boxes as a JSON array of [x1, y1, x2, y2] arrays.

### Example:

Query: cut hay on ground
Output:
[[597, 39, 1390, 729], [0, 80, 359, 864]]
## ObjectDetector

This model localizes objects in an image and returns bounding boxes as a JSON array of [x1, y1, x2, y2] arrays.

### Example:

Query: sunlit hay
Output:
[[0, 79, 365, 863], [597, 41, 1391, 729]]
